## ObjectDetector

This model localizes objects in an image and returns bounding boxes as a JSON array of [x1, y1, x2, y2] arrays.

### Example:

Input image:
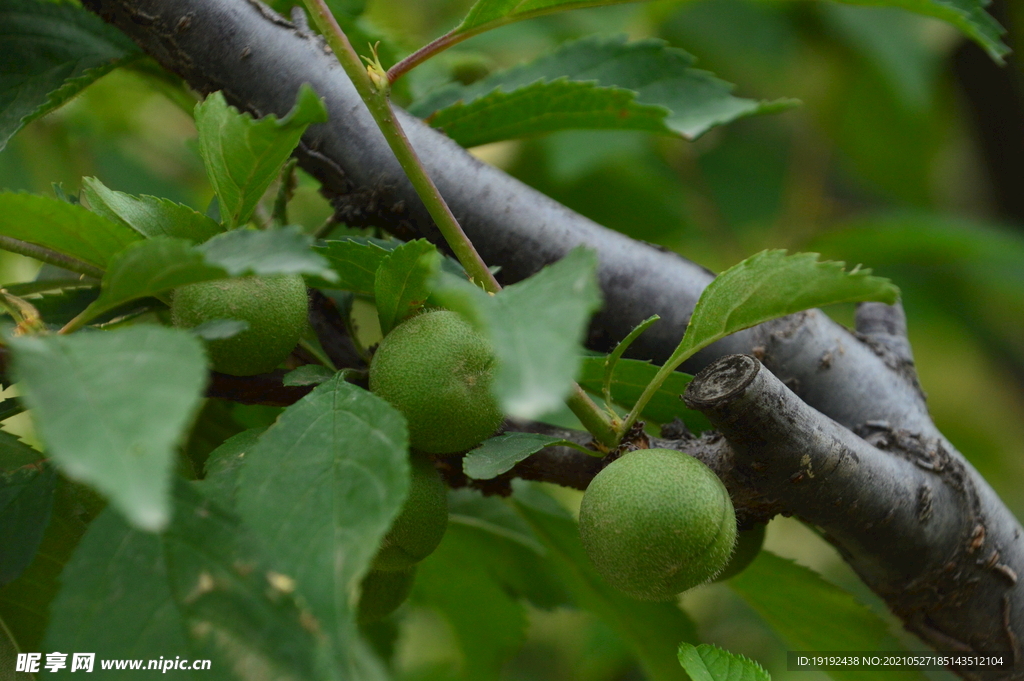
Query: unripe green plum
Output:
[[714, 523, 765, 582], [357, 567, 416, 624], [369, 310, 503, 454], [578, 448, 737, 601], [374, 455, 448, 571], [171, 274, 308, 376]]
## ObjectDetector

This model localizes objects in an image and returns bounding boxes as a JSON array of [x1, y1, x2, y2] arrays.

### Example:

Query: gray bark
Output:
[[80, 0, 1024, 676]]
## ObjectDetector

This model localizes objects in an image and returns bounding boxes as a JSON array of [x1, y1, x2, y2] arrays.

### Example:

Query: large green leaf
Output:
[[236, 375, 408, 676], [0, 0, 142, 151], [77, 228, 334, 325], [432, 247, 602, 419], [81, 177, 224, 242], [374, 239, 441, 335], [0, 463, 54, 586], [312, 238, 393, 295], [514, 484, 697, 681], [576, 356, 694, 425], [195, 85, 328, 229], [45, 481, 334, 680], [9, 326, 208, 532], [0, 193, 142, 269], [411, 36, 795, 144], [677, 250, 899, 363], [678, 643, 770, 681], [0, 477, 102, 652], [729, 552, 927, 681]]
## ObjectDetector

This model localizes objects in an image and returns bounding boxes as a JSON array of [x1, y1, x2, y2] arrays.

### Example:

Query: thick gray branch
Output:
[[80, 0, 1024, 674]]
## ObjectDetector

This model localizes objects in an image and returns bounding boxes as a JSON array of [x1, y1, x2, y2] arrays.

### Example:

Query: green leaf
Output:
[[412, 36, 796, 144], [190, 319, 249, 341], [282, 364, 337, 386], [414, 524, 530, 679], [433, 247, 602, 419], [77, 228, 334, 325], [463, 432, 562, 480], [203, 428, 267, 510], [9, 326, 208, 532], [834, 0, 1007, 63], [195, 85, 328, 228], [0, 477, 102, 652], [312, 238, 393, 294], [45, 481, 334, 680], [453, 0, 641, 37], [81, 177, 225, 242], [576, 356, 693, 425], [679, 250, 899, 361], [0, 613, 33, 680], [678, 643, 770, 681], [0, 0, 141, 151], [374, 239, 441, 335], [200, 225, 336, 280], [0, 193, 142, 268], [0, 431, 43, 472], [729, 552, 928, 681], [514, 485, 697, 681], [0, 463, 54, 586], [236, 375, 408, 674]]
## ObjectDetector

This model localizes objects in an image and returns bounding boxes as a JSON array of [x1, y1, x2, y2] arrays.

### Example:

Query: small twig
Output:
[[273, 158, 299, 227], [385, 30, 464, 84], [0, 236, 104, 280]]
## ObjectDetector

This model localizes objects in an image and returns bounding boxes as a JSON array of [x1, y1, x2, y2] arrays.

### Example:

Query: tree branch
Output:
[[79, 0, 1024, 673]]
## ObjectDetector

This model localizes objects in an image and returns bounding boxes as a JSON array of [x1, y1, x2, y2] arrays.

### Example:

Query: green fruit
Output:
[[714, 523, 766, 582], [171, 274, 308, 376], [369, 310, 503, 454], [358, 567, 416, 624], [374, 456, 449, 571], [578, 448, 737, 601]]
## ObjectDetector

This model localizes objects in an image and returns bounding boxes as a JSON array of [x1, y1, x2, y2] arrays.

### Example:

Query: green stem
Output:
[[301, 0, 619, 449], [617, 348, 694, 437], [0, 236, 103, 280], [386, 30, 465, 84], [300, 0, 500, 294]]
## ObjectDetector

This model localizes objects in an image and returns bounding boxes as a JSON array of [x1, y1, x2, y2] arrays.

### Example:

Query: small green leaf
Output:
[[412, 36, 796, 144], [678, 643, 770, 681], [729, 552, 928, 681], [199, 225, 336, 280], [0, 463, 54, 586], [236, 375, 409, 672], [463, 432, 563, 480], [10, 326, 208, 532], [195, 85, 328, 228], [374, 239, 441, 335], [678, 250, 899, 360], [433, 247, 602, 419], [312, 238, 393, 294], [0, 431, 42, 472], [0, 0, 141, 151], [81, 177, 224, 242], [0, 193, 142, 268], [190, 318, 249, 341], [45, 481, 335, 680], [453, 0, 640, 37], [514, 485, 697, 681], [282, 364, 336, 386], [576, 356, 694, 425]]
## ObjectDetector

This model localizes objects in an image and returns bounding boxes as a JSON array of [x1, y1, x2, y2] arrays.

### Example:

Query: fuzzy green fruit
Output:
[[369, 310, 503, 454], [171, 274, 308, 376], [714, 523, 765, 582], [579, 448, 737, 601], [374, 456, 449, 571], [357, 567, 416, 624]]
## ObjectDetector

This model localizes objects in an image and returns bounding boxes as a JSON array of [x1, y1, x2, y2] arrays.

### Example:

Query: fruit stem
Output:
[[301, 0, 620, 448], [299, 0, 501, 295]]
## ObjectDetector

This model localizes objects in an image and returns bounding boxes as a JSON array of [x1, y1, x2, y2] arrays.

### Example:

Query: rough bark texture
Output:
[[79, 0, 1024, 676]]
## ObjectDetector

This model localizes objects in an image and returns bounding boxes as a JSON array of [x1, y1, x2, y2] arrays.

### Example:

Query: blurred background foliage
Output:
[[1, 0, 1023, 678]]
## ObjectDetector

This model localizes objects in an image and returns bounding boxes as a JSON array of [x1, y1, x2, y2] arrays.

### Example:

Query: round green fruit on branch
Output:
[[171, 274, 308, 376], [714, 522, 766, 582], [358, 567, 416, 624], [369, 310, 503, 454], [374, 455, 449, 571], [578, 448, 737, 601]]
